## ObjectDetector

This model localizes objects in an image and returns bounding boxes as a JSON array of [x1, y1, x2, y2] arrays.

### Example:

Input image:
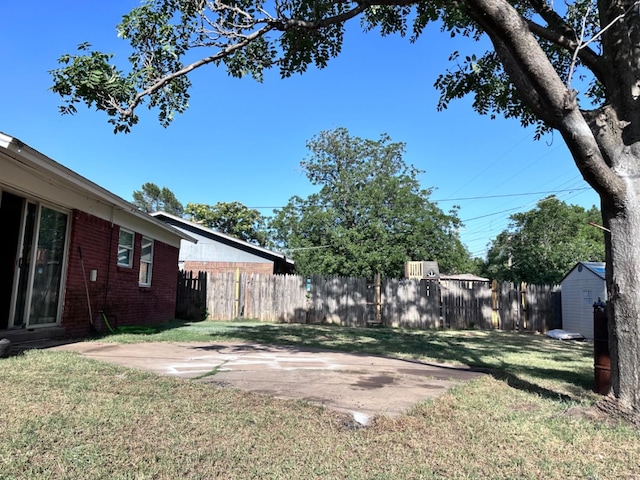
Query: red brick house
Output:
[[0, 133, 194, 341], [151, 211, 294, 276]]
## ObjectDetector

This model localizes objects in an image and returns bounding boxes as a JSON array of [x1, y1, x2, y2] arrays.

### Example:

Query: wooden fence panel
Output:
[[206, 272, 236, 320], [383, 278, 408, 328], [236, 273, 307, 322], [473, 281, 494, 330], [439, 280, 492, 330], [198, 271, 561, 331], [424, 280, 441, 327], [243, 273, 271, 320], [524, 283, 560, 332], [441, 281, 461, 329], [383, 278, 440, 329], [277, 274, 307, 323], [176, 270, 207, 320], [307, 276, 369, 326], [490, 282, 559, 332], [497, 282, 519, 331]]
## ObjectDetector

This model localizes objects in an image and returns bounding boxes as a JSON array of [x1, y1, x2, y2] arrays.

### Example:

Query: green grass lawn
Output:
[[2, 321, 639, 479]]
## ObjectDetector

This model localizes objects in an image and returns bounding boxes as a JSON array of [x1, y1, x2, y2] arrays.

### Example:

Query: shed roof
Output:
[[561, 261, 606, 283]]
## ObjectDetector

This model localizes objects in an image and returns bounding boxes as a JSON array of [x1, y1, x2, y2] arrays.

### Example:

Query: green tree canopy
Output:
[[186, 201, 270, 246], [482, 196, 605, 284], [132, 182, 184, 216], [270, 128, 473, 277]]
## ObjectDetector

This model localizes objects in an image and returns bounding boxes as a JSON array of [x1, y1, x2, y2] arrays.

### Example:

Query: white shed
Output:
[[560, 262, 606, 339]]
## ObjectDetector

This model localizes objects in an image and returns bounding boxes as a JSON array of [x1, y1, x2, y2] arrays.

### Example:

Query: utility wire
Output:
[[461, 187, 595, 257], [246, 187, 592, 210], [433, 187, 590, 202], [447, 132, 532, 197]]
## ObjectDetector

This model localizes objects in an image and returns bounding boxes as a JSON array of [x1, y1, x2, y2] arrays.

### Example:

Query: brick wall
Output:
[[63, 210, 179, 337], [183, 261, 274, 276]]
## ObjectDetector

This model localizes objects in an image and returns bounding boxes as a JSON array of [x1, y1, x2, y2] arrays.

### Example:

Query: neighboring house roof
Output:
[[0, 132, 196, 245], [561, 261, 606, 283], [151, 211, 294, 268]]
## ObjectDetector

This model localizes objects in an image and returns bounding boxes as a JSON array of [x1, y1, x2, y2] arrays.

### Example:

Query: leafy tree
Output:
[[186, 201, 270, 246], [132, 182, 184, 216], [482, 197, 605, 284], [49, 0, 640, 414], [270, 128, 473, 277]]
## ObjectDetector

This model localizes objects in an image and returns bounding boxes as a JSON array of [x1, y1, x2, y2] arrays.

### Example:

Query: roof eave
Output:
[[151, 211, 293, 265], [0, 133, 197, 244]]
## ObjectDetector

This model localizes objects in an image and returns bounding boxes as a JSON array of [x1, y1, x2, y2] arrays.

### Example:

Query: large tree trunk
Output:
[[602, 193, 640, 413], [463, 0, 640, 417]]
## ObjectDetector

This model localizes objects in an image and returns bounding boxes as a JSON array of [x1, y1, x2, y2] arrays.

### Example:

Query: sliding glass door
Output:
[[12, 202, 37, 327], [11, 201, 69, 328]]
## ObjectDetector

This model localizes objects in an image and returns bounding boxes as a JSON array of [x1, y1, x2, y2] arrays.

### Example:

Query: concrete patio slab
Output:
[[53, 341, 486, 424]]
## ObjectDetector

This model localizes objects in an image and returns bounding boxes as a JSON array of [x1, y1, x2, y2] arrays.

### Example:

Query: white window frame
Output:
[[139, 236, 154, 286], [117, 228, 134, 268]]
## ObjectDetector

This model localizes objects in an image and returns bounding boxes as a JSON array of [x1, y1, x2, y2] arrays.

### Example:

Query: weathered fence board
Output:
[[441, 280, 493, 330], [524, 283, 561, 332], [497, 282, 520, 331], [383, 279, 440, 329], [193, 271, 561, 332], [207, 272, 308, 322], [307, 275, 370, 326], [176, 270, 207, 321]]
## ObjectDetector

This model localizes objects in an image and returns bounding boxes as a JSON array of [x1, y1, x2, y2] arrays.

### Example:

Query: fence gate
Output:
[[176, 270, 207, 320]]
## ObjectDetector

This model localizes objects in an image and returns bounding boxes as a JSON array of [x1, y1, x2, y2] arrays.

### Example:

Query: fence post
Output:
[[491, 279, 499, 329], [375, 273, 382, 324], [520, 282, 527, 331], [234, 268, 240, 318]]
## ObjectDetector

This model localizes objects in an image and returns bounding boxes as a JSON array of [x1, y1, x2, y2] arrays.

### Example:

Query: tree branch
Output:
[[527, 0, 577, 36], [273, 0, 418, 31], [118, 23, 275, 119], [566, 1, 593, 88], [274, 4, 368, 30], [587, 0, 640, 48], [525, 19, 606, 85], [462, 0, 625, 203], [113, 0, 422, 122]]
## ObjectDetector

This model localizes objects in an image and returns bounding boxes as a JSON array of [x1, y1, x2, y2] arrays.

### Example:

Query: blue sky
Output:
[[0, 1, 599, 259]]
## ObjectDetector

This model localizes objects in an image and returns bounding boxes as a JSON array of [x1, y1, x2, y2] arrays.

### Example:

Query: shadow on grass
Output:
[[205, 322, 593, 402], [94, 320, 594, 402]]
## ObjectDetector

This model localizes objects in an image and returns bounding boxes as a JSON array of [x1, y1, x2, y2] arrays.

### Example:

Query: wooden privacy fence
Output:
[[382, 279, 559, 331], [207, 271, 308, 322], [176, 270, 207, 321], [201, 271, 561, 332]]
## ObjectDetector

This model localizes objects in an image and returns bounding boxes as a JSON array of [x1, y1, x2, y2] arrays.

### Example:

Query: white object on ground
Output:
[[546, 329, 585, 340], [352, 411, 371, 426]]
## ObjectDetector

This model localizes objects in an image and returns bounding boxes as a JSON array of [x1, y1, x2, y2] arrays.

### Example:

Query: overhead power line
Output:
[[246, 187, 592, 210], [433, 187, 590, 203], [461, 206, 525, 223]]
